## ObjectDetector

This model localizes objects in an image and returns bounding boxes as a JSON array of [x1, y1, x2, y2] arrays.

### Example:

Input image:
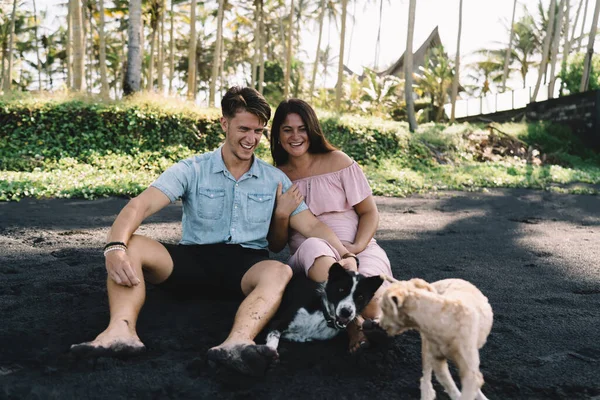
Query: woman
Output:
[[268, 98, 394, 353]]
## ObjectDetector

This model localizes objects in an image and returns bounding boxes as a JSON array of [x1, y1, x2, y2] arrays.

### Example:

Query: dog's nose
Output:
[[339, 308, 352, 319]]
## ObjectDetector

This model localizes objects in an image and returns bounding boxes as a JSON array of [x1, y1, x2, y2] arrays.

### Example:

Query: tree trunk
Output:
[[309, 0, 325, 100], [548, 0, 565, 98], [532, 0, 557, 101], [258, 0, 265, 94], [334, 0, 347, 112], [98, 0, 109, 99], [578, 0, 590, 51], [405, 0, 418, 132], [158, 0, 166, 93], [66, 0, 72, 89], [502, 0, 517, 92], [33, 0, 43, 90], [374, 0, 383, 70], [148, 22, 157, 91], [209, 0, 224, 106], [124, 0, 142, 95], [560, 0, 571, 96], [570, 0, 584, 46], [284, 0, 294, 98], [2, 0, 17, 91], [71, 0, 85, 91], [169, 0, 175, 95], [84, 0, 92, 93], [450, 0, 463, 123], [187, 0, 197, 100], [251, 1, 259, 88], [580, 0, 600, 91]]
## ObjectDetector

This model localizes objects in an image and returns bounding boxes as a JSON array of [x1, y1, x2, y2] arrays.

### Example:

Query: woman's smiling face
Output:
[[279, 113, 310, 157]]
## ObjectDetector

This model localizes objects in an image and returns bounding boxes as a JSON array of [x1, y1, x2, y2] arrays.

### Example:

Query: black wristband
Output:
[[103, 241, 127, 251]]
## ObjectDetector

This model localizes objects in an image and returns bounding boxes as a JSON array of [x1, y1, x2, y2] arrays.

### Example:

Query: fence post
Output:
[[480, 96, 483, 114], [512, 90, 515, 109], [495, 93, 498, 112]]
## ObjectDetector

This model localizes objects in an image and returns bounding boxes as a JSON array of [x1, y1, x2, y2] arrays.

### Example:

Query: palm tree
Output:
[[502, 0, 518, 92], [157, 0, 166, 92], [417, 46, 454, 122], [309, 0, 325, 100], [209, 0, 224, 106], [467, 52, 504, 96], [168, 0, 176, 95], [548, 0, 565, 98], [532, 0, 556, 101], [98, 0, 110, 99], [450, 0, 463, 123], [283, 0, 294, 98], [577, 0, 590, 51], [187, 0, 197, 100], [3, 0, 17, 91], [71, 0, 85, 91], [580, 0, 600, 91], [511, 13, 539, 88], [124, 0, 142, 95], [405, 0, 417, 131], [334, 0, 347, 111], [33, 0, 43, 90]]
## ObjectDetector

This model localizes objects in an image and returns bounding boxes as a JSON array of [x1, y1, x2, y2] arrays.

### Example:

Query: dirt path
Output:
[[1, 188, 599, 399]]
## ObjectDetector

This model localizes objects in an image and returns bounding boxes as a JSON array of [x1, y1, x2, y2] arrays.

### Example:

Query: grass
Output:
[[2, 150, 599, 202]]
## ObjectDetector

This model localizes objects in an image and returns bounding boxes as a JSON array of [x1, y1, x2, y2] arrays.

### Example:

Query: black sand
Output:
[[1, 188, 599, 399]]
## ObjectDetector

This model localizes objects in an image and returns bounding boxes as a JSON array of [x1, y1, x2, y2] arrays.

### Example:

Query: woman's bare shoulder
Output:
[[321, 151, 354, 173]]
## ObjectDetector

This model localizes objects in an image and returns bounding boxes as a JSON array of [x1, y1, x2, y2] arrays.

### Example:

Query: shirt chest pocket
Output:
[[246, 193, 273, 223], [197, 188, 226, 220]]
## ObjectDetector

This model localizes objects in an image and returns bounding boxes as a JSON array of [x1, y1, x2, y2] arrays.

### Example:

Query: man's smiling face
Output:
[[221, 111, 266, 162]]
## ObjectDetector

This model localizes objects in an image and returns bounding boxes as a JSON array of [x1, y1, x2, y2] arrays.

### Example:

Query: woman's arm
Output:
[[267, 183, 303, 252], [345, 195, 379, 254]]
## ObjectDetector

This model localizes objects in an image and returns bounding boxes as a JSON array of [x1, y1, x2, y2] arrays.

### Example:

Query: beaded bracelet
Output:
[[103, 245, 127, 257]]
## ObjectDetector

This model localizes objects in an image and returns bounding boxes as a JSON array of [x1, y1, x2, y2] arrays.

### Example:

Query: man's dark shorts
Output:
[[158, 243, 270, 300]]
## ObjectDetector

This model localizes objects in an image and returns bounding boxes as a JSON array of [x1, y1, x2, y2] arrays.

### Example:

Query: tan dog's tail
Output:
[[380, 274, 398, 284]]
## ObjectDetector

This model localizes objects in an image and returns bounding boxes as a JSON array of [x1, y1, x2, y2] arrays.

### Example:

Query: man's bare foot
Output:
[[348, 323, 369, 354], [70, 319, 146, 358], [207, 343, 279, 376]]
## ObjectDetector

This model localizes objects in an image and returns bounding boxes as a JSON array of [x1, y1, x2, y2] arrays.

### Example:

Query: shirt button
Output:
[[235, 183, 238, 187], [232, 228, 235, 231], [234, 205, 237, 209]]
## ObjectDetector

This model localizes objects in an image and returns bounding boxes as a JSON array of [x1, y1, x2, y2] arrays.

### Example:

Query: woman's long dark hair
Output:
[[270, 99, 336, 166]]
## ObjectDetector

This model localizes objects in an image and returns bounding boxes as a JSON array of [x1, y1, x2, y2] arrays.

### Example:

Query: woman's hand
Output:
[[342, 241, 363, 255], [275, 183, 303, 218]]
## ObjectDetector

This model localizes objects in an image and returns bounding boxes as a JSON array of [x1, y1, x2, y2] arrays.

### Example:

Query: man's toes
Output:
[[207, 345, 279, 377]]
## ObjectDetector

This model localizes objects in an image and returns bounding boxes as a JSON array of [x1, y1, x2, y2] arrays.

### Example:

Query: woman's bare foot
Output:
[[207, 341, 279, 376], [70, 319, 145, 357]]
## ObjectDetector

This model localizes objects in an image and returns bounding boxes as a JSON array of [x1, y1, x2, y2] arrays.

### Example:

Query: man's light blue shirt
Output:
[[151, 146, 308, 250]]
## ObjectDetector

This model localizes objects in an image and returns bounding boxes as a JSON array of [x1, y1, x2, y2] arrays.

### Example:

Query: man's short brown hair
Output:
[[221, 86, 271, 125]]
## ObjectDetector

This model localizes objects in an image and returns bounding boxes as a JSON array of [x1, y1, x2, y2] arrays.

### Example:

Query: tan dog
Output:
[[379, 277, 493, 400]]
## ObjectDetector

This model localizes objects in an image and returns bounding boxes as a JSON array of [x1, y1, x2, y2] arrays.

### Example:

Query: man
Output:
[[71, 86, 357, 376]]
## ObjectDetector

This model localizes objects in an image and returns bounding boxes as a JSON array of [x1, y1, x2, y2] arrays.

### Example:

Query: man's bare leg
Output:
[[207, 260, 292, 376], [70, 235, 173, 354]]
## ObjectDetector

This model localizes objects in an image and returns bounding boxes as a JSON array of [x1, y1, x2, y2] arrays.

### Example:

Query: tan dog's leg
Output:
[[419, 337, 436, 400], [454, 345, 484, 400], [432, 358, 461, 400]]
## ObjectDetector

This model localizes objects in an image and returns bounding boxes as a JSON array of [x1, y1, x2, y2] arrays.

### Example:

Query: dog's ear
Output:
[[328, 262, 347, 280], [381, 290, 402, 318], [363, 275, 384, 294], [410, 278, 435, 292]]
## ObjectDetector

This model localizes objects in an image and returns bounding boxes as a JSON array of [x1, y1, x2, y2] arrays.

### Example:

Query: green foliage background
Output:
[[0, 96, 599, 201]]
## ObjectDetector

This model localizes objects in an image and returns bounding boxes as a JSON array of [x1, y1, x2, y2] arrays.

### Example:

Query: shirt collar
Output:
[[210, 145, 261, 178]]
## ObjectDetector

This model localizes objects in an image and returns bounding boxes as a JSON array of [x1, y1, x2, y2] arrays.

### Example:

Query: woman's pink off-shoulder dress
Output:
[[287, 162, 393, 281]]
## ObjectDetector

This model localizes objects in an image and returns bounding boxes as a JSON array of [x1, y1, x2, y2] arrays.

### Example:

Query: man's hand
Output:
[[275, 182, 303, 218], [105, 251, 141, 287], [338, 257, 358, 272]]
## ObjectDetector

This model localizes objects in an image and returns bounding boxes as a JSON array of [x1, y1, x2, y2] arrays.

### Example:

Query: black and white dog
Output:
[[265, 263, 383, 350]]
